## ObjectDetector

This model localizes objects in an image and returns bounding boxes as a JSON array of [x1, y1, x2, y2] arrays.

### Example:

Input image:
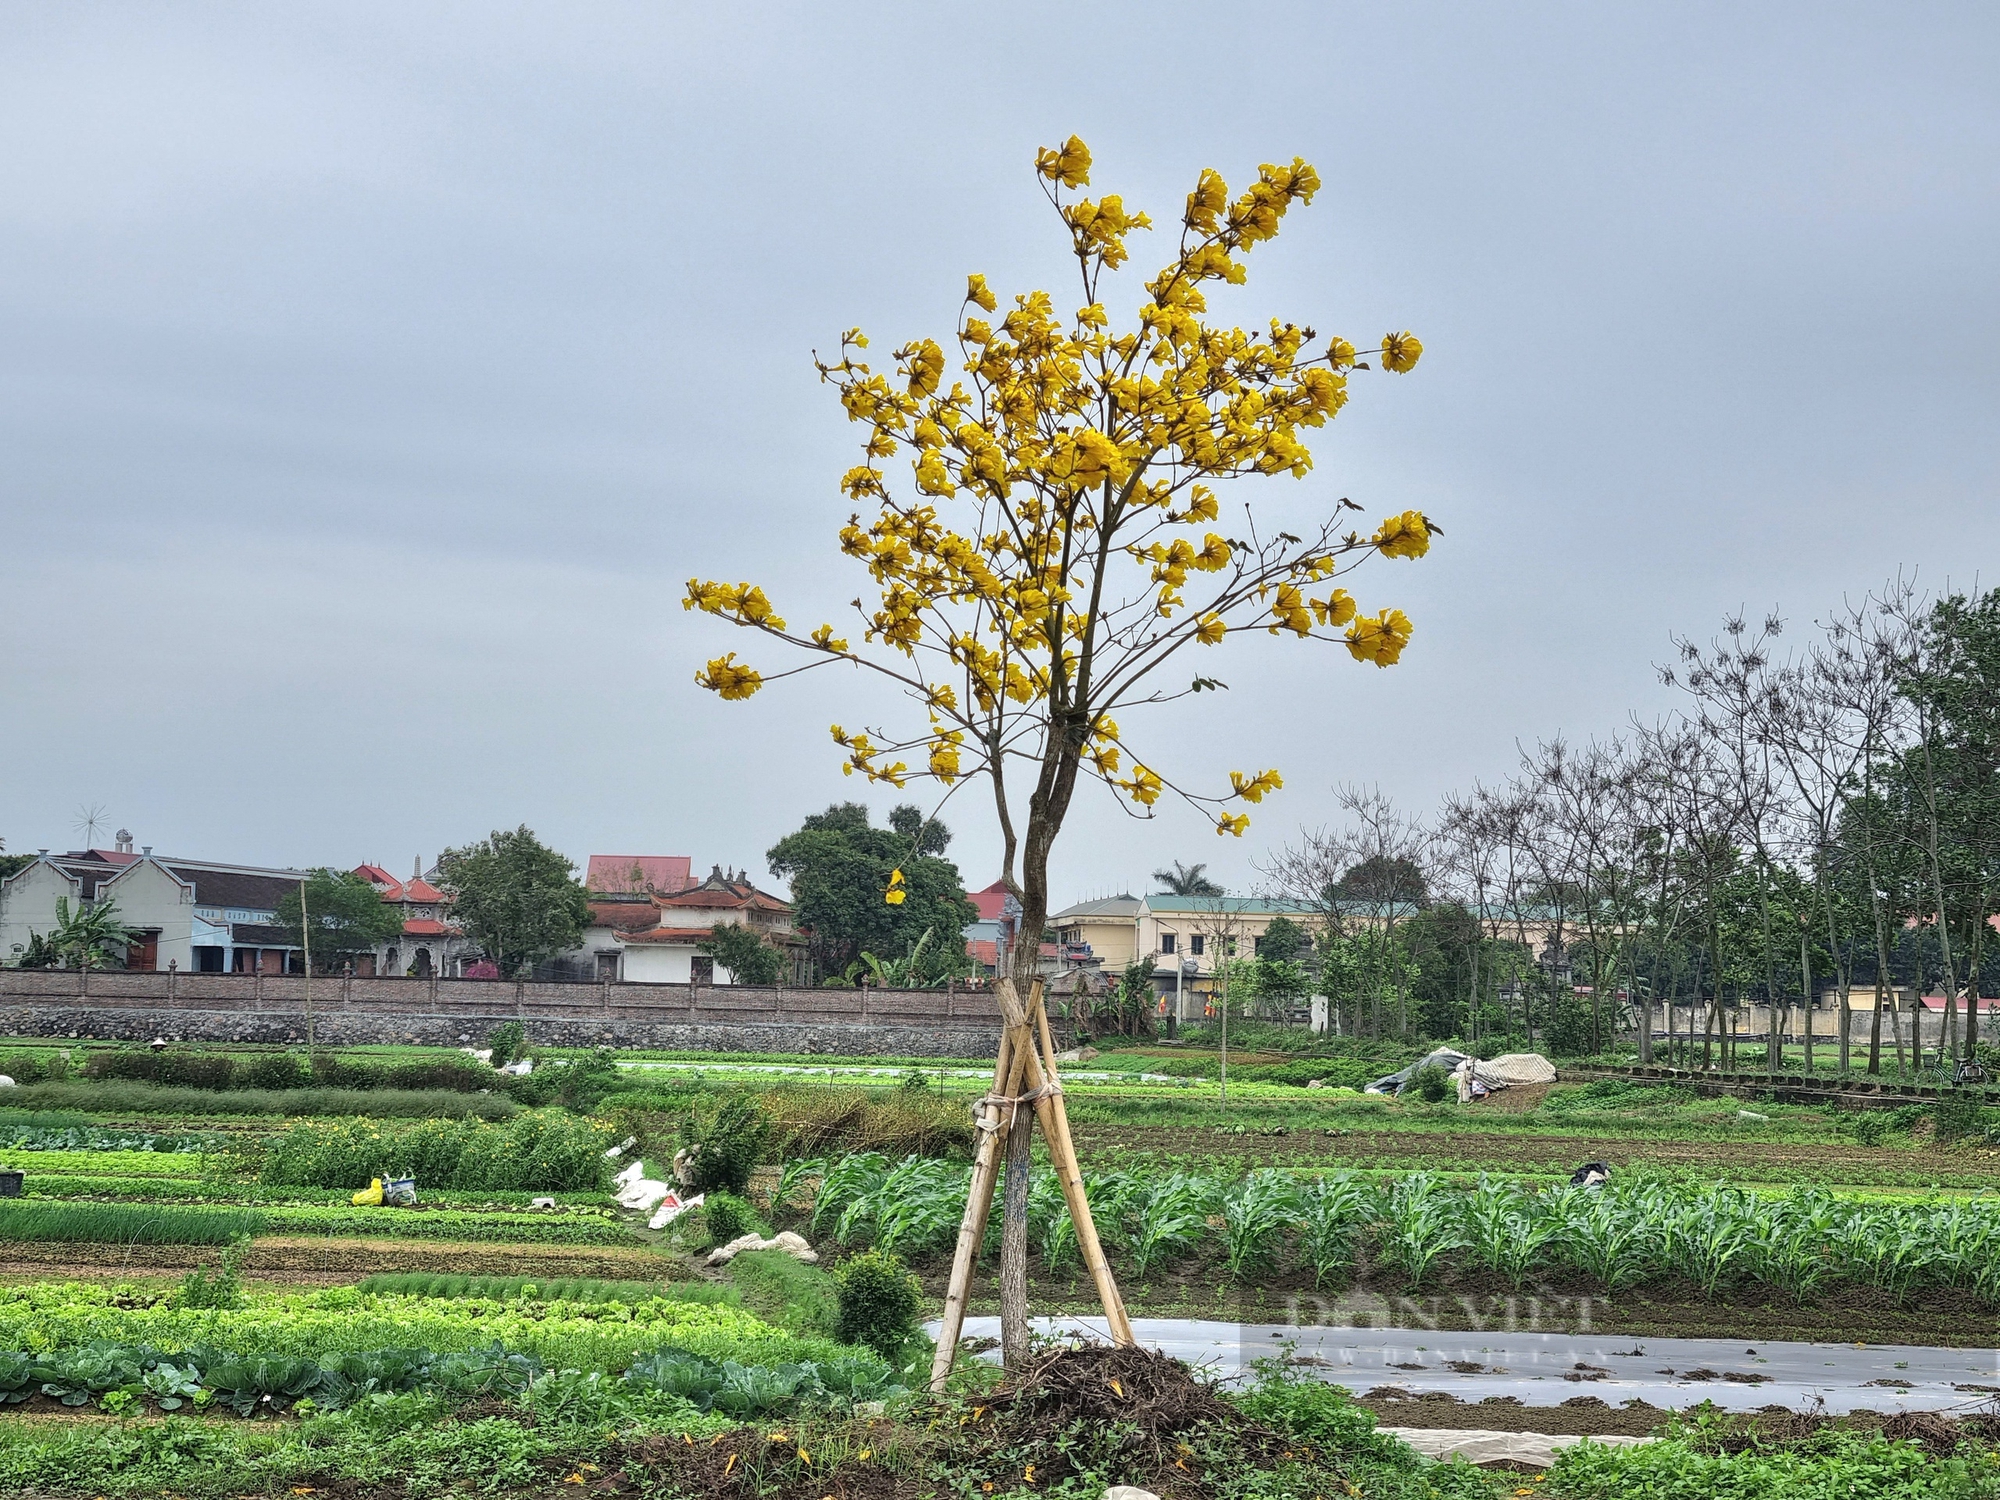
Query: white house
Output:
[[568, 864, 804, 984], [1, 839, 308, 974]]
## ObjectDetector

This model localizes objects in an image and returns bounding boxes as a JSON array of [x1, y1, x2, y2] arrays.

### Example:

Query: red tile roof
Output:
[[590, 900, 665, 932], [401, 918, 453, 937], [587, 855, 692, 895], [967, 879, 1015, 924], [660, 883, 790, 913]]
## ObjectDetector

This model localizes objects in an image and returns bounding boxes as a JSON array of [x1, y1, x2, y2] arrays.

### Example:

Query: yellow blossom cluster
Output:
[[683, 136, 1435, 839]]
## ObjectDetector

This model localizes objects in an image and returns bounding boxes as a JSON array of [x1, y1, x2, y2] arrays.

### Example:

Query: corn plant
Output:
[[810, 1152, 890, 1236], [1831, 1203, 1940, 1304], [1027, 1171, 1078, 1274], [1461, 1176, 1557, 1290], [868, 1158, 968, 1256], [1377, 1173, 1467, 1291], [1553, 1186, 1655, 1292], [1917, 1199, 1999, 1293], [1741, 1188, 1840, 1304], [1123, 1173, 1217, 1278], [1295, 1174, 1376, 1286], [1220, 1171, 1302, 1278], [1661, 1186, 1757, 1297], [772, 1156, 825, 1214]]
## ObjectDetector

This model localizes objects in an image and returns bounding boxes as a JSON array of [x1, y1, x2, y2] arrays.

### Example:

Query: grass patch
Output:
[[2, 1081, 517, 1119], [0, 1201, 262, 1244], [727, 1249, 839, 1338]]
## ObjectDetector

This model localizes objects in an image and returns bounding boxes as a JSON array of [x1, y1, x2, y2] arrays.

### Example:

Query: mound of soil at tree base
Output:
[[620, 1346, 1316, 1500], [964, 1343, 1298, 1496]]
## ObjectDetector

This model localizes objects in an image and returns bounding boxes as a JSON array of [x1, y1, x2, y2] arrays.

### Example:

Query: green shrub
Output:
[[701, 1192, 763, 1249], [682, 1096, 769, 1196], [1410, 1064, 1451, 1103], [172, 1239, 248, 1309], [487, 1021, 527, 1066], [1853, 1111, 1890, 1145], [238, 1052, 311, 1091], [832, 1248, 922, 1357], [505, 1049, 624, 1114], [0, 1052, 70, 1085]]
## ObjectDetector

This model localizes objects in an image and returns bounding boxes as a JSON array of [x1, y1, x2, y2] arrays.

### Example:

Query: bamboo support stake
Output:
[[928, 1027, 1023, 1392], [1033, 991, 1131, 1336]]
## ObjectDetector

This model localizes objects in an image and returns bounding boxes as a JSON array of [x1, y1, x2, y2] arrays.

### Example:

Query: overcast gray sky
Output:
[[3, 3, 1996, 907]]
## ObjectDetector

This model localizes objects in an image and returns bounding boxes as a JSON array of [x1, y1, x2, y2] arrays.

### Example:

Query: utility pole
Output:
[[300, 878, 314, 1052]]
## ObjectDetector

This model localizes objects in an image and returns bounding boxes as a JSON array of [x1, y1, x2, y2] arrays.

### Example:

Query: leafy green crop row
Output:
[[0, 1202, 263, 1245], [0, 1283, 865, 1382], [258, 1111, 611, 1193], [355, 1273, 734, 1306], [258, 1203, 632, 1245], [0, 1334, 900, 1420]]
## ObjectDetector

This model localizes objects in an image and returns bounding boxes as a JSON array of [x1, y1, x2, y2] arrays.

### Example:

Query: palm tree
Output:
[[1151, 861, 1224, 897]]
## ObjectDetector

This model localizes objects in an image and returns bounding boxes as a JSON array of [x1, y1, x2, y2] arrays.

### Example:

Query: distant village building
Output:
[[352, 859, 472, 977], [0, 834, 309, 974], [568, 861, 805, 984]]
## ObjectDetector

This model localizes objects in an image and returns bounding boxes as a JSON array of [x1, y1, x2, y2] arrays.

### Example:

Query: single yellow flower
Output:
[[1380, 331, 1423, 373]]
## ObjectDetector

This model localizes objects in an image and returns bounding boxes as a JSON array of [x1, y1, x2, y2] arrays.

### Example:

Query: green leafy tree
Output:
[[436, 826, 590, 979], [0, 839, 32, 882], [1254, 914, 1307, 963], [698, 921, 785, 986], [272, 870, 405, 974], [767, 803, 975, 981], [43, 896, 137, 970]]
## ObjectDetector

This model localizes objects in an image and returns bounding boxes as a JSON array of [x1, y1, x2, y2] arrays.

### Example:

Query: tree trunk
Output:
[[1964, 883, 1988, 1058], [998, 1100, 1034, 1369], [1799, 930, 1814, 1074]]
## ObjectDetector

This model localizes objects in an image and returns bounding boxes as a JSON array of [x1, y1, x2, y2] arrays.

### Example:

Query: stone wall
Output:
[[0, 969, 1003, 1057], [0, 1004, 1000, 1057]]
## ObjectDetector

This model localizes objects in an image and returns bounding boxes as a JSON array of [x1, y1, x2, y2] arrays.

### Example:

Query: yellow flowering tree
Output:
[[687, 135, 1432, 988]]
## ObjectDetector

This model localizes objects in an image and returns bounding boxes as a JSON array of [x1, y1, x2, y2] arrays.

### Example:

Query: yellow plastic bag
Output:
[[351, 1177, 384, 1206]]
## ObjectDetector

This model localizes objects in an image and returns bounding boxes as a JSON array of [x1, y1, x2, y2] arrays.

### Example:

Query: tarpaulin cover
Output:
[[1365, 1050, 1556, 1096]]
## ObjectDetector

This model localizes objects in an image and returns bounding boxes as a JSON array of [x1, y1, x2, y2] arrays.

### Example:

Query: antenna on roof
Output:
[[72, 802, 108, 849]]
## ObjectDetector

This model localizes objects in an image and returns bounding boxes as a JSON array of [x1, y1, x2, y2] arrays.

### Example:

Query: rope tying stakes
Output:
[[971, 1080, 1066, 1132]]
